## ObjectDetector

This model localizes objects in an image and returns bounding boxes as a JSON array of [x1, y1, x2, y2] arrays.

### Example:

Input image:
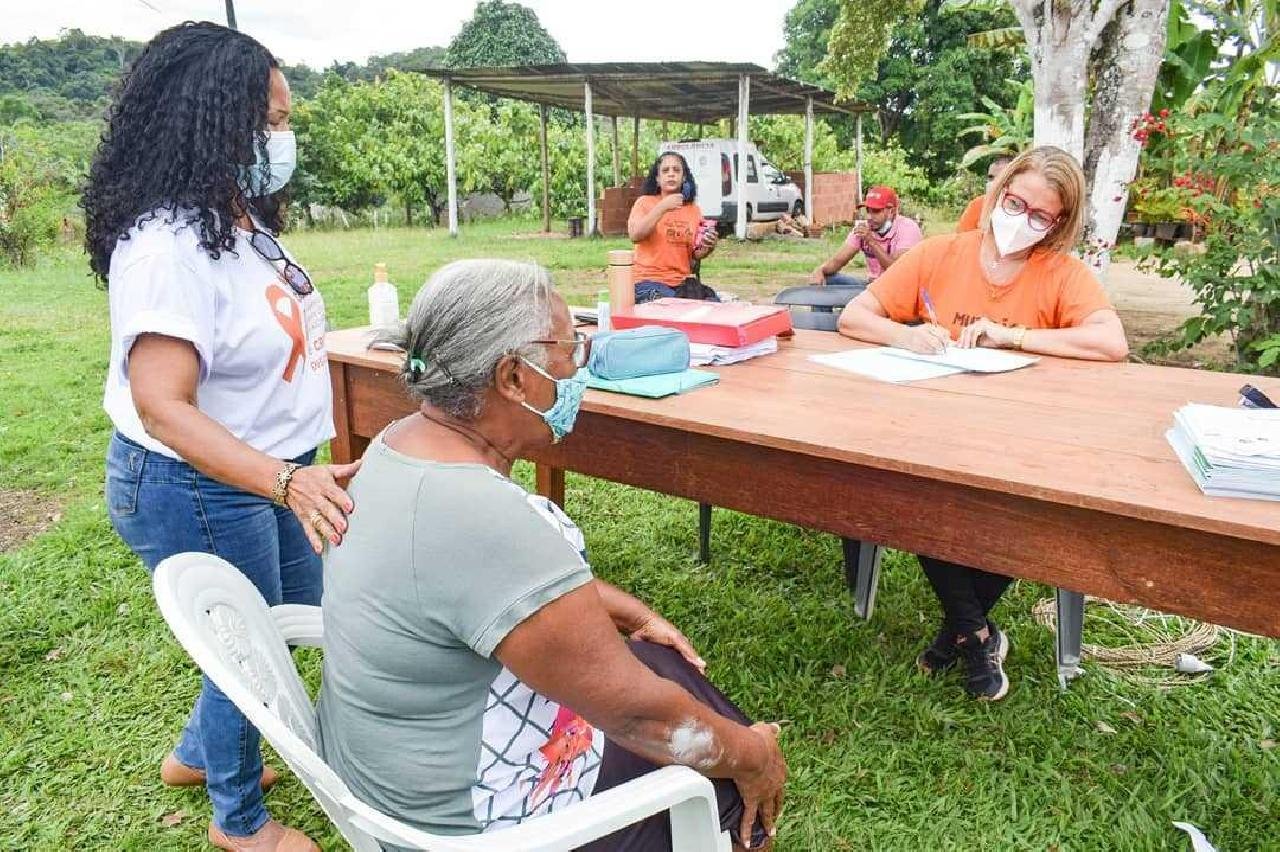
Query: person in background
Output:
[[84, 22, 358, 851], [628, 152, 720, 303], [810, 185, 924, 287], [318, 260, 786, 852], [837, 146, 1128, 701], [956, 155, 1014, 232]]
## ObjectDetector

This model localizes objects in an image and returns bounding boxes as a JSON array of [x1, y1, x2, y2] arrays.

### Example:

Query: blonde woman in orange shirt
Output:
[[838, 146, 1128, 700]]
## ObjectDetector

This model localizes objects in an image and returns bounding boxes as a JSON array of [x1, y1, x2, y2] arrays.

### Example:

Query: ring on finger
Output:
[[308, 510, 326, 531]]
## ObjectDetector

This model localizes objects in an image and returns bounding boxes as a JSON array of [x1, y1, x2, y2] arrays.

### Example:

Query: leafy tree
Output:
[[823, 0, 921, 99], [957, 77, 1034, 166], [0, 120, 98, 264], [0, 29, 141, 121], [774, 0, 841, 86], [774, 0, 1026, 176], [445, 0, 566, 68]]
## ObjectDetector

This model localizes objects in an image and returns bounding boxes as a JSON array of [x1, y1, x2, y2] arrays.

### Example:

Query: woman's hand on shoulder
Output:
[[285, 460, 362, 552]]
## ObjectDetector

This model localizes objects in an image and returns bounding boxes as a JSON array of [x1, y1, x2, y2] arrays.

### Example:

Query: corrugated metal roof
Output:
[[413, 62, 871, 123]]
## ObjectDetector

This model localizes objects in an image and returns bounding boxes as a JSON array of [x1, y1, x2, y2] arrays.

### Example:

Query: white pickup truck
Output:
[[659, 138, 804, 224]]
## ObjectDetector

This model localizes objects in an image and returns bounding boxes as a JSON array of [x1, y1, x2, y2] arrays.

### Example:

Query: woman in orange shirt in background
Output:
[[838, 146, 1128, 701], [628, 152, 719, 302]]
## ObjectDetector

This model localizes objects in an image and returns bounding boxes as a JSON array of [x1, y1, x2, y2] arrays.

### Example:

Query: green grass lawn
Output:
[[1, 218, 1276, 850]]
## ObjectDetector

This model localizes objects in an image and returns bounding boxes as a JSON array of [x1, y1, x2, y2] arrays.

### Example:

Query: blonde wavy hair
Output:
[[980, 146, 1085, 255]]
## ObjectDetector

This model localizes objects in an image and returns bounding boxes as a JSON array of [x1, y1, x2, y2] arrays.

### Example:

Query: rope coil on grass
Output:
[[1032, 596, 1231, 688]]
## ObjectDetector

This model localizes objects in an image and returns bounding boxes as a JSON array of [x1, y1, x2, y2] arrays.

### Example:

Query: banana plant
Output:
[[956, 77, 1034, 167]]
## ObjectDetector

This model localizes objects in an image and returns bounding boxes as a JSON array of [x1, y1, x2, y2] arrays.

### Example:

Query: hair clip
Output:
[[409, 356, 426, 376]]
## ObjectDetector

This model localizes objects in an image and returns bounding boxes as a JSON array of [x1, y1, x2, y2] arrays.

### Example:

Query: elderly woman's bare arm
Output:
[[495, 584, 786, 836]]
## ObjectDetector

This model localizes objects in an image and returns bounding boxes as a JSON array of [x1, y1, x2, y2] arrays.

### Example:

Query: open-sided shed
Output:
[[414, 61, 872, 239]]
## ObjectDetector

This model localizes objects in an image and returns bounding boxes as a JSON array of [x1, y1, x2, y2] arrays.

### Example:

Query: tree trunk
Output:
[[1082, 0, 1170, 278], [1010, 0, 1112, 162], [405, 200, 413, 228]]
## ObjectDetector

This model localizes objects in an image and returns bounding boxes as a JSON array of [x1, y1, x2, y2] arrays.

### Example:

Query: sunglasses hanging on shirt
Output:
[[249, 229, 314, 297]]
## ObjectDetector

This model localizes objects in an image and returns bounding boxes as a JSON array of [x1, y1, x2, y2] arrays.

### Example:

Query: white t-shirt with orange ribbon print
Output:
[[104, 211, 335, 461]]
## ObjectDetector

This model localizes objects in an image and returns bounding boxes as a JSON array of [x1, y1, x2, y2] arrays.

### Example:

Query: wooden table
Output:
[[327, 326, 1280, 684]]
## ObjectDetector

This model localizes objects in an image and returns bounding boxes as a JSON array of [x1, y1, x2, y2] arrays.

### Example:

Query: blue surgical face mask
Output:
[[519, 358, 587, 443], [238, 130, 297, 197]]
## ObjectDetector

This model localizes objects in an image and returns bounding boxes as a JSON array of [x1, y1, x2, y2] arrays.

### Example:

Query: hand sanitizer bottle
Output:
[[597, 288, 611, 333], [367, 262, 399, 328]]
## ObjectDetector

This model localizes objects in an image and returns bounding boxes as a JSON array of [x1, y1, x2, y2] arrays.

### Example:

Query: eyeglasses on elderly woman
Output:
[[527, 330, 592, 369]]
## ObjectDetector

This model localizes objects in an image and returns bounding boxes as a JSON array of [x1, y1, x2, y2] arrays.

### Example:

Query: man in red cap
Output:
[[810, 185, 924, 286]]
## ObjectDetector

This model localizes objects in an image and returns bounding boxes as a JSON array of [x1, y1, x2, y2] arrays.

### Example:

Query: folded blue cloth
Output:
[[585, 368, 719, 399]]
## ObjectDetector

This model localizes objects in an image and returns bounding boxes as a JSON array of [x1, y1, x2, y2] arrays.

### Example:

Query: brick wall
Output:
[[598, 177, 646, 236], [787, 171, 859, 229]]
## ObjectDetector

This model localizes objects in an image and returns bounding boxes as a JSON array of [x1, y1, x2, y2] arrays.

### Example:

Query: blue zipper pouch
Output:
[[588, 325, 690, 380]]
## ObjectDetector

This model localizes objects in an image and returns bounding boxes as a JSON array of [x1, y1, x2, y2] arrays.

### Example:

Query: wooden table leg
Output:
[[536, 464, 566, 507], [328, 362, 358, 465]]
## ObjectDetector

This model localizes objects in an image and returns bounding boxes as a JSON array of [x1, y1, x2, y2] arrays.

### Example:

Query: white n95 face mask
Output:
[[991, 205, 1048, 256], [238, 130, 297, 197]]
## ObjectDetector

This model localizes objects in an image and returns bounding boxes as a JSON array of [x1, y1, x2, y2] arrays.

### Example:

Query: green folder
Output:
[[586, 369, 720, 399]]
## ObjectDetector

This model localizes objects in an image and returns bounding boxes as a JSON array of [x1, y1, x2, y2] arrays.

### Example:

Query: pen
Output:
[[920, 288, 946, 352]]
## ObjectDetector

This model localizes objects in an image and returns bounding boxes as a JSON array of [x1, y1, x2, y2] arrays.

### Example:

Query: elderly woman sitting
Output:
[[316, 259, 786, 851]]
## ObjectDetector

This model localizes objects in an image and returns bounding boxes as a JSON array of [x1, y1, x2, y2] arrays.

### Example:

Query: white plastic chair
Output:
[[153, 552, 731, 852]]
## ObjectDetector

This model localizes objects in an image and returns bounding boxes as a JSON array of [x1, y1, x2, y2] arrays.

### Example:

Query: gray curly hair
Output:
[[385, 259, 556, 420]]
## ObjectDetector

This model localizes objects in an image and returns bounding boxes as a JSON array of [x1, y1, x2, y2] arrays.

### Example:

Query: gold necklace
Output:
[[980, 238, 1025, 300]]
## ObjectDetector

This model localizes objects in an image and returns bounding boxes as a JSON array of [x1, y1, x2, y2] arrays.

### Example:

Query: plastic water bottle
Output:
[[597, 288, 611, 332], [367, 262, 399, 329]]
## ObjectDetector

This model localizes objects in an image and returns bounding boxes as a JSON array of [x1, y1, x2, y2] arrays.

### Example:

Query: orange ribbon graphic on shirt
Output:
[[266, 283, 306, 382]]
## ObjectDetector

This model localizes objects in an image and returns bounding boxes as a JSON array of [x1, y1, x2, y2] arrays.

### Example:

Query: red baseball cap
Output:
[[860, 186, 899, 209]]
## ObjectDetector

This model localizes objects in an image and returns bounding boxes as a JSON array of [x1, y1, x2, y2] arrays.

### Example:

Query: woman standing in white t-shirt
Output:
[[83, 22, 356, 852]]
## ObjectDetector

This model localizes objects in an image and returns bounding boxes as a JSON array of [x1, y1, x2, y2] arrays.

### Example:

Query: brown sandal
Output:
[[161, 752, 280, 792], [208, 820, 319, 851]]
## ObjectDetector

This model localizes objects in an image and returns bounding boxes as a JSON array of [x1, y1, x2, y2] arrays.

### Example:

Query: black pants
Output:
[[578, 640, 766, 852], [918, 555, 1014, 636]]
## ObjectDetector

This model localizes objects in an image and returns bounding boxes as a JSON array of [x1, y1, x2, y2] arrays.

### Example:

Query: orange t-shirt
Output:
[[629, 195, 703, 286], [956, 194, 985, 232], [867, 231, 1113, 338]]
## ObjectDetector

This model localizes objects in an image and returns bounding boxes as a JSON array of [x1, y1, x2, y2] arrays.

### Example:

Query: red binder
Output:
[[610, 298, 793, 347]]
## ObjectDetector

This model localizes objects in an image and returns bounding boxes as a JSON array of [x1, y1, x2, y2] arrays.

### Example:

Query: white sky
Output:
[[1, 0, 796, 70]]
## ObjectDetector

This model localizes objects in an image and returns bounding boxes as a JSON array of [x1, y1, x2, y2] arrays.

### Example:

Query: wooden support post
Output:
[[803, 97, 814, 219], [540, 104, 550, 233], [855, 113, 864, 205], [735, 74, 750, 241], [443, 77, 458, 237], [585, 81, 597, 236], [631, 116, 640, 183], [610, 116, 621, 187]]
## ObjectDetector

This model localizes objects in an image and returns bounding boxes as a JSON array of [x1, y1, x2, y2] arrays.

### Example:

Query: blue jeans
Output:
[[824, 272, 866, 288], [634, 280, 721, 304], [105, 431, 321, 836]]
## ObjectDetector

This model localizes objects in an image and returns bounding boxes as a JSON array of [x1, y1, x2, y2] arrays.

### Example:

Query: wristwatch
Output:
[[271, 462, 302, 506], [1011, 326, 1029, 350]]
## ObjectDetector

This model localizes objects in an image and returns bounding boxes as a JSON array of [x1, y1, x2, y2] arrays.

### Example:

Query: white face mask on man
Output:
[[990, 205, 1049, 256]]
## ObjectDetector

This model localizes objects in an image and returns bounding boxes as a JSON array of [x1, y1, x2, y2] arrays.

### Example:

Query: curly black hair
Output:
[[641, 151, 696, 199], [82, 21, 284, 284]]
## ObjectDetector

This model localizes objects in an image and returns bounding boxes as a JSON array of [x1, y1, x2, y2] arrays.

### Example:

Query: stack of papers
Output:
[[689, 336, 778, 367], [810, 346, 1038, 383], [1166, 403, 1280, 500]]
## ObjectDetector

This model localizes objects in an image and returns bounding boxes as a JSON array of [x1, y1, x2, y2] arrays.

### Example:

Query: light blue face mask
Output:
[[238, 130, 297, 197], [519, 358, 587, 443]]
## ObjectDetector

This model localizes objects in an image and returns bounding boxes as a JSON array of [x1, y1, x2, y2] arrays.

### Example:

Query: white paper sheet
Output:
[[810, 349, 966, 383], [882, 346, 1039, 373]]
